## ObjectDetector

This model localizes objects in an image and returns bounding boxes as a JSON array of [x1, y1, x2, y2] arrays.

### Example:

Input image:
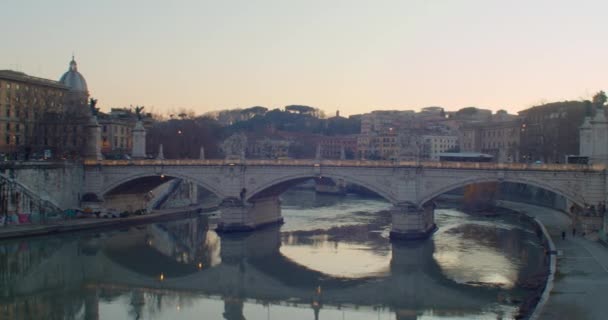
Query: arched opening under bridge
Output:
[[99, 174, 221, 214]]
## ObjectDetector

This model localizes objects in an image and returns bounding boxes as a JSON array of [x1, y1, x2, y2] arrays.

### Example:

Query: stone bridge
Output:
[[83, 159, 607, 239]]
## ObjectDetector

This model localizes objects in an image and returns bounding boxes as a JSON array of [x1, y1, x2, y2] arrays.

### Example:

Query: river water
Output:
[[0, 188, 547, 320]]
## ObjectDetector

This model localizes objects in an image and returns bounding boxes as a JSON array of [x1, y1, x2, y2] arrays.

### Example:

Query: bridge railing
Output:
[[83, 159, 606, 172]]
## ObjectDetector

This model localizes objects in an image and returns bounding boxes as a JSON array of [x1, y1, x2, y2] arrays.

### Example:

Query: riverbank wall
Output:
[[0, 205, 218, 240], [0, 161, 84, 210]]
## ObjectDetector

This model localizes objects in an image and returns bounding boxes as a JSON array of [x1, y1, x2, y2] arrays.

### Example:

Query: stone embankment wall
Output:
[[1, 162, 84, 210]]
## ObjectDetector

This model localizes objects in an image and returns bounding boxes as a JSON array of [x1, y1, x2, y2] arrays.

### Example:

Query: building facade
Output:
[[421, 134, 458, 160], [519, 101, 586, 163], [0, 70, 68, 157], [460, 118, 521, 162], [319, 134, 357, 159], [99, 108, 138, 155]]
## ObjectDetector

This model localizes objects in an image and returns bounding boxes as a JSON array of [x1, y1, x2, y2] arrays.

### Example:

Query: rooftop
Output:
[[0, 70, 68, 90]]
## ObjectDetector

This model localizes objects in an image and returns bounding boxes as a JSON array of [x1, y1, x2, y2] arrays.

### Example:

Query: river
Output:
[[0, 188, 547, 319]]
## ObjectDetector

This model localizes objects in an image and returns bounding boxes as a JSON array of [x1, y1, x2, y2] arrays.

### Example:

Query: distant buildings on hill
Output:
[[0, 58, 602, 162]]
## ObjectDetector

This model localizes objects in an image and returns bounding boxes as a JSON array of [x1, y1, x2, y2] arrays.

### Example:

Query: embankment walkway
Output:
[[0, 205, 217, 240], [498, 201, 608, 320]]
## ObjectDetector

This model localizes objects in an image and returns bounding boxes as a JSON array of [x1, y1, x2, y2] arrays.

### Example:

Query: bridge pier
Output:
[[188, 181, 198, 205], [390, 203, 437, 240], [216, 196, 283, 232]]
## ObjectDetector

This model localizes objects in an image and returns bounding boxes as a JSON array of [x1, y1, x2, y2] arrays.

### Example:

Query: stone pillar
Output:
[[84, 287, 100, 320], [131, 120, 146, 159], [156, 144, 165, 160], [579, 116, 592, 157], [216, 196, 283, 232], [199, 146, 205, 160], [223, 298, 245, 320], [592, 113, 608, 165], [390, 203, 437, 240], [189, 181, 198, 205], [85, 116, 102, 160], [581, 108, 608, 165]]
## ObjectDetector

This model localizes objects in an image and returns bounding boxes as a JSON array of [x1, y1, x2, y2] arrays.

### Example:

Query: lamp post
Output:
[[177, 129, 185, 158]]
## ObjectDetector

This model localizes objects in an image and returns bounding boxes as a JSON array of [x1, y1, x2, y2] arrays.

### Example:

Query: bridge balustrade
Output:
[[83, 158, 605, 172]]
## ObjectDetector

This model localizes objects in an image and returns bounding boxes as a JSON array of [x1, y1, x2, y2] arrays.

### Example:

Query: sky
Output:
[[2, 0, 607, 116]]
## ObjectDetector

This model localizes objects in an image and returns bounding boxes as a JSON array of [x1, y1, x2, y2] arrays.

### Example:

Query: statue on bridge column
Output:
[[85, 98, 102, 160], [89, 98, 99, 117], [131, 106, 147, 159]]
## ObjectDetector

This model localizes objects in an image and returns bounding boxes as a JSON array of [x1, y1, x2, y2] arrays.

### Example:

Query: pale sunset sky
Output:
[[2, 0, 606, 116]]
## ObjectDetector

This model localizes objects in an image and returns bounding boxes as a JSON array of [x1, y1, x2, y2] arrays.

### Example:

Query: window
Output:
[[5, 123, 9, 131], [5, 106, 9, 117], [5, 135, 9, 145], [15, 136, 19, 145], [103, 125, 107, 132]]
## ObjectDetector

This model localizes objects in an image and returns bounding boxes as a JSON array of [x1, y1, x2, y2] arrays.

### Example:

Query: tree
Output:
[[241, 106, 268, 119], [592, 90, 607, 109], [285, 105, 315, 115]]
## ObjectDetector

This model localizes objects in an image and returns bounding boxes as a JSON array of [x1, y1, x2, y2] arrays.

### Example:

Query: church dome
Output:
[[59, 57, 88, 92]]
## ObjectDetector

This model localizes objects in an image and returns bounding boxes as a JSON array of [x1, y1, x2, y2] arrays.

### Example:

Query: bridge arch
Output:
[[419, 176, 586, 208], [101, 172, 226, 200], [245, 173, 398, 204]]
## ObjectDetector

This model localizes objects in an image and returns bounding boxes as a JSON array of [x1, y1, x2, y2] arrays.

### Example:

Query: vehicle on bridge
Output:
[[565, 155, 589, 165], [438, 152, 494, 162]]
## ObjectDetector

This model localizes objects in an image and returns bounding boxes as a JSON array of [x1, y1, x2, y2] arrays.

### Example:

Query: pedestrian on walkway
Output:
[[562, 231, 566, 240]]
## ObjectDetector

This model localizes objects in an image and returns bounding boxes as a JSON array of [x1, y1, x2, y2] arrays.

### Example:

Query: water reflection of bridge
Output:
[[0, 220, 520, 320]]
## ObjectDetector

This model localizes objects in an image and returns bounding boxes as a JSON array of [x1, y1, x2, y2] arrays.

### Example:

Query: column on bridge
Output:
[[188, 181, 198, 205], [131, 120, 146, 159], [390, 202, 437, 240], [216, 196, 283, 232], [84, 286, 100, 320], [579, 102, 608, 165], [85, 115, 103, 160]]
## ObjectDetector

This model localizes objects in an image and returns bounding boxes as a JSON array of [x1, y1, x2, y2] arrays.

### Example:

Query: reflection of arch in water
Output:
[[96, 223, 504, 307], [204, 227, 504, 308], [3, 224, 517, 316], [101, 221, 220, 278]]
